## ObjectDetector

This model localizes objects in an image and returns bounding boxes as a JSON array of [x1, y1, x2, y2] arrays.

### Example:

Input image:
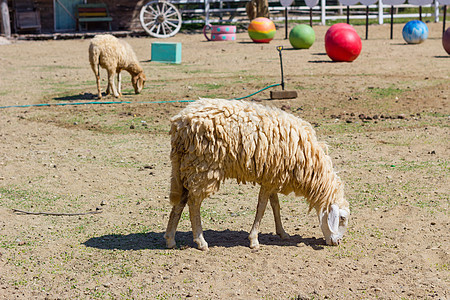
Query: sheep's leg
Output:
[[188, 199, 208, 251], [93, 64, 102, 99], [248, 187, 270, 249], [164, 189, 188, 249], [105, 70, 111, 96], [269, 193, 290, 240], [107, 70, 120, 98], [117, 72, 122, 97]]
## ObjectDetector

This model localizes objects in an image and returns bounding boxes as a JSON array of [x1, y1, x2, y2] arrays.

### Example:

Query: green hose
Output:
[[0, 83, 281, 109]]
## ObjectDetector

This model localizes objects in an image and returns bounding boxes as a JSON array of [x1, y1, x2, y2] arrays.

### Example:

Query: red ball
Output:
[[443, 27, 450, 55], [325, 24, 362, 62], [325, 23, 357, 40]]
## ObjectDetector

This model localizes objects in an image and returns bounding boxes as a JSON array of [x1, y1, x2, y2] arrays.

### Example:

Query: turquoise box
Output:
[[151, 42, 182, 64]]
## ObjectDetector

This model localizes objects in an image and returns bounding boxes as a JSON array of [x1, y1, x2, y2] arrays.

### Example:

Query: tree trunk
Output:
[[246, 0, 269, 20], [1, 0, 11, 38]]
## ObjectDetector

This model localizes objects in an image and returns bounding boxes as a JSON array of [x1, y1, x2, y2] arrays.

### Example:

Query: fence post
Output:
[[434, 0, 439, 23], [204, 0, 210, 24], [321, 0, 326, 25], [378, 0, 384, 24]]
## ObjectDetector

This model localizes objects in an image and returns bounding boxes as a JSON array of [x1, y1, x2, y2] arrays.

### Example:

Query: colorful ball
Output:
[[248, 17, 276, 43], [326, 23, 357, 39], [325, 24, 362, 62], [402, 20, 428, 44], [443, 27, 450, 55], [289, 24, 315, 49]]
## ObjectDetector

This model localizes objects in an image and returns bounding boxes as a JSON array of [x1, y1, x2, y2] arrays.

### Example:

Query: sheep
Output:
[[89, 34, 146, 99], [164, 98, 350, 251]]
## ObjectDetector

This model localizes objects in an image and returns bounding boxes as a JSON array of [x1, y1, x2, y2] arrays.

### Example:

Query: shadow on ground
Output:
[[53, 93, 97, 101], [83, 230, 325, 251]]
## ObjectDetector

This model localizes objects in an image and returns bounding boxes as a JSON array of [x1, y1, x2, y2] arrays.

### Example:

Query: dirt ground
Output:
[[0, 22, 449, 299]]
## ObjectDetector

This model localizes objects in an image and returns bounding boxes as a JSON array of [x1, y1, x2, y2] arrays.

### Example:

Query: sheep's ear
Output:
[[327, 204, 340, 234], [318, 210, 326, 226]]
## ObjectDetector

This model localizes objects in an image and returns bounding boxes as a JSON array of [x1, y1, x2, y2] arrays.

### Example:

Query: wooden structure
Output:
[[4, 0, 149, 33], [11, 0, 41, 33], [76, 3, 112, 31]]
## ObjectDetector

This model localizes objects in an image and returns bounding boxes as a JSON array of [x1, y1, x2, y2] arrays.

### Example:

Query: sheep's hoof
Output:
[[165, 237, 176, 249], [249, 240, 260, 250], [195, 240, 209, 251], [166, 242, 176, 249], [279, 232, 290, 240]]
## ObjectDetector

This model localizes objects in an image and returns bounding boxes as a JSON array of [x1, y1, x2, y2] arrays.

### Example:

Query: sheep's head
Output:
[[132, 72, 146, 94], [319, 203, 350, 246]]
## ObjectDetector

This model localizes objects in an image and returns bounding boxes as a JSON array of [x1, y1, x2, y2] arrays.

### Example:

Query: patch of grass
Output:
[[0, 186, 61, 211], [182, 68, 214, 75], [293, 84, 316, 91], [318, 120, 377, 135], [193, 83, 225, 90], [31, 65, 83, 71], [435, 263, 448, 271], [351, 182, 398, 209], [381, 159, 448, 172], [367, 85, 408, 99]]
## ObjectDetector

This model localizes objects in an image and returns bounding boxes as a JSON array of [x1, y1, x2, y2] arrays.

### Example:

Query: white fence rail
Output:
[[169, 0, 448, 25]]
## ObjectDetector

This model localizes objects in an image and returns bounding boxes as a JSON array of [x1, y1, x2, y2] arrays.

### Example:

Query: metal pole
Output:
[[390, 5, 394, 40], [277, 46, 285, 90], [365, 6, 369, 40], [419, 6, 422, 21], [347, 6, 350, 24], [285, 7, 288, 39], [444, 5, 447, 36]]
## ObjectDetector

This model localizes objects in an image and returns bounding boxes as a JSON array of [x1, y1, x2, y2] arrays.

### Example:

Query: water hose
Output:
[[0, 83, 281, 110]]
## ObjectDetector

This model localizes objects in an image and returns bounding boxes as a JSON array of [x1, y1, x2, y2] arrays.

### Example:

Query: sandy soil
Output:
[[0, 22, 449, 299]]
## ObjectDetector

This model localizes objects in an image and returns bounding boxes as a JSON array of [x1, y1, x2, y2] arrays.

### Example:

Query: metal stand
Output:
[[270, 46, 298, 99]]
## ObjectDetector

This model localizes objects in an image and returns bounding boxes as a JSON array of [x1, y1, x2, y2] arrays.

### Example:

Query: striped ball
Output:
[[248, 17, 276, 43]]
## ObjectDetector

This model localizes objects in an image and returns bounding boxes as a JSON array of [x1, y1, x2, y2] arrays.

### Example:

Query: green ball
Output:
[[289, 24, 315, 49]]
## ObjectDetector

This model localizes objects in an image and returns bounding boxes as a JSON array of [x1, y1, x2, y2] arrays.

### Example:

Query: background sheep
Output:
[[89, 34, 146, 99], [165, 98, 350, 251]]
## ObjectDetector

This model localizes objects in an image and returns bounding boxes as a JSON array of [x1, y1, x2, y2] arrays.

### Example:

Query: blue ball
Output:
[[402, 20, 428, 44]]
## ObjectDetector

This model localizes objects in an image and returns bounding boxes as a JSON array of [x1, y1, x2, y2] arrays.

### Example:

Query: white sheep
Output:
[[89, 34, 146, 99], [165, 98, 350, 251]]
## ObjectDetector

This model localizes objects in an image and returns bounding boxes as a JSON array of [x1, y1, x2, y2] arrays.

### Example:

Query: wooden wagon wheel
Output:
[[140, 0, 182, 38]]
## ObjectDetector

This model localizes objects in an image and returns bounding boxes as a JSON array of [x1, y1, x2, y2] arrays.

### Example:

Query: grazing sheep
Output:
[[165, 98, 350, 251], [89, 34, 146, 99]]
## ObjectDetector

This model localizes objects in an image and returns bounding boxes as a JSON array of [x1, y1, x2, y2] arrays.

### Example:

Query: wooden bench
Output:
[[76, 3, 112, 31]]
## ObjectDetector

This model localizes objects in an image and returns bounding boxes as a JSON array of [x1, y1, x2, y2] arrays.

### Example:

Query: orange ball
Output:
[[248, 17, 276, 43]]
